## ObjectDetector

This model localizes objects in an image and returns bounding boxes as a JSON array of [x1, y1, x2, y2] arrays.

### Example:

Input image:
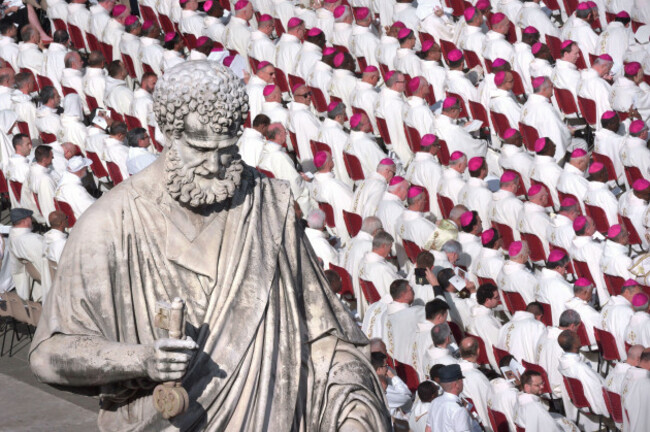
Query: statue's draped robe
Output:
[[30, 159, 390, 431]]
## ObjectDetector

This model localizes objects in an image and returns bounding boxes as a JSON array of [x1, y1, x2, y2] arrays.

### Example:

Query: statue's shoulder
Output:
[[247, 166, 293, 208]]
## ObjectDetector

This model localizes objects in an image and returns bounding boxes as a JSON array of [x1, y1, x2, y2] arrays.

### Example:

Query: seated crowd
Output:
[[0, 0, 650, 430]]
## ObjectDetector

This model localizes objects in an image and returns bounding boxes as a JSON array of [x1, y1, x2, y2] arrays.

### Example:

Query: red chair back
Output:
[[147, 126, 163, 152], [20, 68, 39, 91], [577, 96, 598, 126], [464, 333, 490, 365], [418, 31, 433, 45], [309, 86, 329, 114], [592, 153, 618, 183], [356, 56, 368, 71], [108, 107, 124, 123], [375, 116, 392, 146], [438, 139, 450, 166], [85, 95, 99, 112], [342, 152, 365, 181], [511, 70, 526, 96], [61, 86, 76, 96], [576, 321, 591, 347], [593, 327, 621, 362], [448, 321, 464, 343], [521, 232, 548, 262], [256, 167, 275, 178], [522, 360, 554, 395], [378, 63, 389, 82], [624, 165, 645, 187], [603, 388, 623, 424], [447, 0, 467, 17], [605, 12, 615, 23], [286, 130, 300, 160], [36, 74, 54, 90], [317, 201, 336, 228], [404, 124, 421, 153], [493, 346, 510, 367], [632, 20, 643, 32], [100, 42, 113, 62], [121, 54, 137, 79], [492, 221, 515, 250], [39, 132, 57, 144], [33, 192, 41, 215], [16, 121, 30, 136], [287, 74, 304, 94], [546, 34, 563, 59], [106, 161, 124, 185], [554, 87, 579, 116], [603, 274, 624, 297], [620, 215, 642, 245], [85, 32, 101, 52], [9, 180, 22, 201], [572, 259, 594, 285], [446, 92, 469, 118], [142, 63, 155, 75], [273, 68, 290, 93], [328, 263, 355, 299], [487, 407, 510, 432], [539, 302, 553, 327], [183, 33, 197, 50], [518, 122, 540, 152], [563, 376, 591, 409], [342, 210, 362, 238], [309, 140, 331, 159], [515, 425, 526, 432], [0, 169, 9, 197], [437, 194, 454, 219], [402, 240, 423, 264], [86, 151, 109, 178], [502, 290, 527, 315], [273, 18, 285, 37], [477, 276, 497, 286], [468, 100, 489, 128], [584, 203, 610, 234], [53, 199, 77, 227], [124, 114, 143, 130], [394, 359, 420, 393], [139, 5, 159, 26], [490, 110, 512, 138], [158, 14, 175, 34], [463, 49, 482, 69], [439, 39, 459, 66], [359, 278, 381, 304], [52, 18, 67, 32]]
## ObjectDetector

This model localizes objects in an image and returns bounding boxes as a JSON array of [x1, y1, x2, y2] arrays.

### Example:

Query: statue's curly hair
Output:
[[153, 61, 249, 141]]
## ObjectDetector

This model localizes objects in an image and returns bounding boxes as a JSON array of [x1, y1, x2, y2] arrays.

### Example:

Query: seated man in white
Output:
[[24, 145, 57, 225], [530, 137, 563, 210], [344, 113, 386, 179], [600, 279, 642, 360], [570, 215, 608, 304], [516, 186, 551, 261], [600, 224, 635, 281], [238, 114, 269, 168], [497, 302, 547, 364], [394, 185, 437, 251], [43, 210, 68, 264], [420, 322, 459, 381], [408, 381, 438, 432], [55, 156, 96, 221], [605, 344, 643, 396], [376, 175, 409, 247], [565, 279, 601, 347], [467, 284, 503, 371], [8, 208, 48, 301], [458, 336, 492, 429], [621, 349, 650, 432], [304, 209, 338, 270], [437, 151, 467, 205], [458, 157, 492, 232], [547, 198, 581, 253], [456, 210, 484, 275], [536, 250, 574, 326], [412, 298, 452, 378], [405, 135, 444, 220], [125, 128, 157, 176], [102, 122, 129, 181], [625, 293, 650, 348], [352, 158, 395, 218], [358, 230, 400, 307], [497, 240, 538, 304], [434, 96, 487, 160], [35, 86, 63, 138], [474, 228, 505, 284], [489, 170, 524, 241], [5, 133, 32, 208], [384, 279, 426, 362]]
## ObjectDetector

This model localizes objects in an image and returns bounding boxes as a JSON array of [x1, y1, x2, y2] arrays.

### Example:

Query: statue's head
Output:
[[153, 61, 249, 208]]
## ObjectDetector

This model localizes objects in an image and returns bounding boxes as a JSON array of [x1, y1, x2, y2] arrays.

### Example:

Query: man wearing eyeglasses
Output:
[[287, 83, 321, 168]]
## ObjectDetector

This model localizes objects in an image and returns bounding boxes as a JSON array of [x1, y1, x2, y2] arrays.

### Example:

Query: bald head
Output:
[[0, 67, 14, 87], [370, 338, 387, 355], [460, 336, 480, 361], [558, 329, 580, 353], [48, 210, 68, 230], [627, 344, 644, 367]]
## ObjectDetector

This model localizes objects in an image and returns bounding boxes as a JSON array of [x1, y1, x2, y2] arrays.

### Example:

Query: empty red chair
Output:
[[359, 278, 381, 304], [394, 360, 420, 393], [52, 18, 67, 32], [577, 322, 591, 347], [100, 41, 113, 62], [577, 96, 598, 126], [463, 49, 482, 69], [602, 387, 624, 424], [603, 274, 624, 297], [402, 240, 423, 264], [594, 327, 621, 366], [342, 152, 365, 181], [437, 139, 450, 166], [328, 263, 355, 300], [53, 199, 77, 227], [106, 161, 124, 184], [342, 210, 362, 238], [317, 201, 336, 229], [85, 95, 99, 112], [572, 259, 595, 285], [562, 375, 602, 426]]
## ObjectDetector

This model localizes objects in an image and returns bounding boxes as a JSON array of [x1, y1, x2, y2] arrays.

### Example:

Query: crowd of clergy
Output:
[[0, 0, 650, 430]]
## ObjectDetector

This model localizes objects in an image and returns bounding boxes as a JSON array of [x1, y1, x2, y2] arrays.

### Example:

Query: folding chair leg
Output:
[[8, 320, 16, 356], [0, 319, 7, 356], [576, 410, 581, 425]]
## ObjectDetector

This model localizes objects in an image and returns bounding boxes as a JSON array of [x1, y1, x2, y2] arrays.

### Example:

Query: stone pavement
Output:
[[0, 325, 99, 432]]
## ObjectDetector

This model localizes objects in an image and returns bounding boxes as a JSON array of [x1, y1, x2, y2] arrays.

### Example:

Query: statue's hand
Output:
[[145, 336, 198, 382]]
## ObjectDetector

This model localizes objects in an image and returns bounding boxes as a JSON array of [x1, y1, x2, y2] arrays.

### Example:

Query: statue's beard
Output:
[[165, 146, 243, 208]]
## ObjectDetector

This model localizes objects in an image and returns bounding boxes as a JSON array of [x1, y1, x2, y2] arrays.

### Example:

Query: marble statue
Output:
[[29, 61, 391, 431]]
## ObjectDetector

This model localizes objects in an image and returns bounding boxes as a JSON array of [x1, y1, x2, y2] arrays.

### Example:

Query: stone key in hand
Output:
[[152, 297, 190, 419]]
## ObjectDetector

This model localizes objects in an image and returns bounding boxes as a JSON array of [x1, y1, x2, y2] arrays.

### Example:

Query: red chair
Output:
[[273, 18, 285, 37], [328, 263, 355, 300], [52, 18, 67, 32], [342, 210, 362, 238], [142, 63, 155, 75], [448, 321, 464, 344], [36, 74, 55, 90], [86, 151, 109, 178], [632, 19, 643, 32], [273, 68, 290, 93], [487, 407, 510, 432], [484, 58, 493, 74], [158, 14, 175, 34], [493, 346, 511, 367], [492, 221, 515, 250], [402, 240, 423, 264], [490, 110, 512, 138], [594, 327, 621, 370], [603, 274, 624, 297], [502, 290, 527, 315], [439, 40, 459, 66], [576, 321, 591, 347], [8, 180, 22, 202], [602, 388, 624, 424], [577, 96, 598, 126], [605, 12, 615, 23], [515, 425, 526, 432], [108, 107, 124, 123], [182, 33, 197, 50], [584, 204, 610, 234], [139, 5, 159, 26], [592, 153, 618, 183], [85, 31, 101, 53], [100, 42, 113, 62], [53, 199, 77, 227], [531, 180, 556, 209], [309, 86, 329, 114], [437, 194, 454, 219], [546, 34, 563, 60], [446, 92, 469, 119], [375, 117, 392, 147], [447, 0, 467, 17], [124, 114, 143, 130], [519, 122, 540, 152], [418, 31, 433, 45], [394, 359, 420, 393], [256, 167, 275, 178], [106, 161, 124, 184], [522, 360, 555, 396], [464, 333, 490, 366], [309, 140, 331, 158], [539, 302, 553, 327], [317, 201, 336, 229], [121, 54, 137, 80], [342, 152, 365, 181], [359, 278, 381, 304], [463, 49, 482, 69], [19, 68, 38, 91], [0, 169, 9, 199], [356, 56, 368, 71], [287, 74, 304, 94], [468, 100, 490, 129], [619, 215, 643, 247], [521, 232, 548, 262], [404, 124, 421, 153], [16, 121, 29, 136], [85, 95, 99, 112], [563, 375, 602, 427], [61, 86, 76, 96], [437, 139, 451, 166], [572, 259, 595, 285], [378, 63, 390, 82], [477, 276, 497, 286], [554, 87, 580, 117], [287, 130, 300, 160], [624, 165, 645, 186], [511, 70, 526, 97], [148, 126, 163, 153], [39, 132, 57, 144]]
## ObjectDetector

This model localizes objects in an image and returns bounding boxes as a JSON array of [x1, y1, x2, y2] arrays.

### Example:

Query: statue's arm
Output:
[[30, 334, 197, 386]]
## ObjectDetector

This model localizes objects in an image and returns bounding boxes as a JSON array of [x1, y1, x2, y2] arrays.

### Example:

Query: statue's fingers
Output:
[[157, 361, 190, 373], [158, 352, 192, 363]]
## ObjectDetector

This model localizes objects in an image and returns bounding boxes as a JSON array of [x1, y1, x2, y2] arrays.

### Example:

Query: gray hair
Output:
[[559, 309, 581, 328], [307, 209, 326, 229], [431, 323, 451, 346], [361, 216, 382, 234], [334, 5, 351, 22], [573, 282, 592, 296], [126, 127, 147, 147], [372, 230, 394, 249], [594, 57, 613, 67], [327, 102, 346, 120], [449, 154, 467, 167], [449, 205, 468, 221], [441, 240, 462, 255]]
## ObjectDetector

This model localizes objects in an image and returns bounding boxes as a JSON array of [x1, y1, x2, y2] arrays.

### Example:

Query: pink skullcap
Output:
[[560, 197, 577, 207], [287, 17, 303, 28], [234, 0, 249, 10], [528, 184, 542, 196], [259, 14, 272, 22], [561, 39, 574, 50], [333, 52, 344, 67], [532, 42, 542, 54], [607, 224, 622, 238], [334, 5, 346, 19], [223, 55, 235, 67], [508, 241, 523, 256], [586, 1, 597, 8], [202, 0, 213, 11], [385, 70, 395, 82], [573, 215, 587, 231], [632, 293, 649, 307], [632, 178, 650, 191], [625, 61, 641, 76], [263, 84, 276, 97], [443, 96, 457, 109], [407, 186, 423, 199], [164, 32, 176, 42], [481, 229, 495, 245], [616, 11, 630, 19], [380, 158, 395, 166], [196, 36, 209, 47], [179, 0, 188, 3], [501, 171, 517, 183], [363, 65, 378, 73], [398, 28, 412, 39], [492, 58, 506, 67], [257, 60, 271, 70], [307, 27, 322, 37], [463, 7, 476, 22], [503, 128, 517, 139], [393, 21, 406, 29], [324, 0, 338, 3], [588, 161, 604, 174], [142, 20, 153, 30], [534, 137, 546, 153], [548, 249, 566, 262], [447, 49, 463, 62], [577, 2, 590, 10], [407, 77, 420, 93], [532, 76, 545, 89], [211, 47, 223, 52], [460, 211, 474, 227], [422, 40, 434, 51], [350, 113, 362, 128], [571, 148, 587, 158], [524, 26, 538, 34], [602, 110, 616, 120], [476, 0, 490, 8], [630, 119, 647, 134], [575, 277, 592, 287], [421, 134, 437, 147], [291, 82, 304, 93], [490, 12, 506, 25], [314, 151, 328, 168], [598, 54, 613, 62], [355, 7, 370, 20], [468, 156, 484, 171], [624, 279, 639, 287], [125, 15, 138, 26], [389, 175, 406, 186], [450, 151, 464, 161], [323, 47, 336, 56], [327, 101, 339, 112], [111, 4, 126, 17], [494, 71, 506, 86]]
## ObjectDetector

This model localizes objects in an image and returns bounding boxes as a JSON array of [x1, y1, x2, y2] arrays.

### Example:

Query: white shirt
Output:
[[237, 127, 266, 167], [434, 114, 487, 161], [376, 192, 406, 245], [317, 118, 352, 187], [274, 33, 301, 76], [394, 209, 437, 250], [248, 30, 275, 64], [483, 30, 514, 64], [459, 359, 492, 429], [43, 228, 67, 263], [340, 231, 373, 318], [497, 260, 538, 305], [552, 59, 582, 99], [577, 68, 613, 128], [126, 147, 157, 176], [566, 296, 601, 347], [521, 94, 570, 162], [404, 96, 436, 137], [618, 189, 648, 249], [376, 87, 411, 165], [517, 201, 552, 257], [467, 304, 503, 371], [558, 352, 608, 419], [600, 295, 634, 360], [497, 310, 547, 364], [535, 326, 565, 397], [9, 227, 48, 302], [547, 213, 576, 252], [437, 167, 466, 205], [535, 268, 574, 327], [83, 67, 107, 109], [625, 311, 650, 347], [102, 136, 129, 180], [405, 152, 444, 220], [139, 37, 164, 77], [344, 131, 386, 179], [489, 189, 523, 240], [426, 391, 478, 432], [458, 178, 492, 231], [499, 144, 534, 190], [104, 76, 133, 115], [350, 25, 380, 68], [16, 42, 44, 75], [42, 42, 68, 92], [351, 172, 388, 218], [620, 137, 650, 191], [223, 16, 251, 61], [311, 171, 353, 242], [600, 240, 634, 281], [358, 251, 400, 301], [594, 127, 627, 185], [556, 163, 589, 211], [287, 101, 320, 164], [621, 367, 650, 432]]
